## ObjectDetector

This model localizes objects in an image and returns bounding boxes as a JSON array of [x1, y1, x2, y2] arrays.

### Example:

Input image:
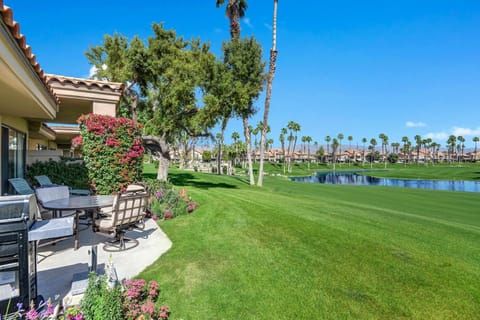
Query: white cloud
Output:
[[88, 65, 97, 78], [452, 126, 480, 137], [88, 64, 108, 80], [406, 121, 426, 128], [425, 126, 480, 142], [425, 132, 448, 140], [243, 17, 253, 28]]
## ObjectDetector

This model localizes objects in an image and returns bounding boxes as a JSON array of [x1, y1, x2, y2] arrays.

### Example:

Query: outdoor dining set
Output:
[[0, 176, 151, 313], [6, 176, 149, 252]]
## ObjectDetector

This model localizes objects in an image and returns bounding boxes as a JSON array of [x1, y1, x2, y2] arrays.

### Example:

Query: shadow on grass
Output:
[[144, 172, 239, 189]]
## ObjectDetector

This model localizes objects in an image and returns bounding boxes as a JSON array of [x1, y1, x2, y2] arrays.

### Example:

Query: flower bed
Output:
[[145, 179, 198, 220]]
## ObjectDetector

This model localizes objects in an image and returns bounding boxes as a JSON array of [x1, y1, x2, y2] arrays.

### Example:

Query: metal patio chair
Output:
[[93, 187, 148, 252]]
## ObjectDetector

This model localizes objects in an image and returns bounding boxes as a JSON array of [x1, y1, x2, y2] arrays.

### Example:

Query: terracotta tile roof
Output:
[[0, 2, 58, 103], [46, 74, 125, 91]]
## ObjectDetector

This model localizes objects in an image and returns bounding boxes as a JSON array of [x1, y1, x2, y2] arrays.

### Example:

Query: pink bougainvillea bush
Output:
[[76, 113, 144, 195]]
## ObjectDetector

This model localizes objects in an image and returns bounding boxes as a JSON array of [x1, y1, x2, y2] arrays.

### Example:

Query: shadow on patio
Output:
[[36, 218, 171, 304]]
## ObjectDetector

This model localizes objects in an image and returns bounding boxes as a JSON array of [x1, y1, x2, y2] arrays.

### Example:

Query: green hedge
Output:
[[26, 159, 89, 189]]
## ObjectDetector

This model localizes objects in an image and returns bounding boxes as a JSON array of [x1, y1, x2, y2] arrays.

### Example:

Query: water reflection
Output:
[[291, 172, 480, 193]]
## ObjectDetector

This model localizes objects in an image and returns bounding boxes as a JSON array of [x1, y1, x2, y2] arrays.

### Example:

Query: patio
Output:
[[35, 217, 171, 306]]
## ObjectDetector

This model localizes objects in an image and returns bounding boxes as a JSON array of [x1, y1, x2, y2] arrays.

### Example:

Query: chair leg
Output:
[[74, 212, 79, 250], [103, 232, 139, 252]]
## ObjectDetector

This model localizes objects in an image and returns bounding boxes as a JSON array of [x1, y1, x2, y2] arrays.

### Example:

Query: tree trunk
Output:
[[143, 135, 171, 181], [257, 0, 278, 187], [243, 117, 254, 185], [157, 155, 170, 181], [217, 118, 228, 175]]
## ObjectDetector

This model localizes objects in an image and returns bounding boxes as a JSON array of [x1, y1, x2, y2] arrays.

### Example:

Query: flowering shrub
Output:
[[145, 179, 198, 220], [80, 274, 169, 320], [76, 113, 144, 195], [0, 298, 80, 320], [123, 279, 170, 320]]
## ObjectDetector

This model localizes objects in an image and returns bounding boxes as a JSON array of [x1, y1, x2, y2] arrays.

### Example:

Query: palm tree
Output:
[[423, 138, 432, 166], [414, 135, 422, 164], [337, 133, 344, 162], [473, 136, 479, 161], [402, 136, 410, 166], [286, 121, 300, 172], [257, 0, 278, 186], [291, 122, 301, 155], [347, 135, 353, 165], [301, 136, 307, 155], [430, 142, 438, 165], [279, 127, 287, 172], [369, 138, 377, 169], [331, 138, 339, 170], [457, 136, 465, 163], [304, 135, 312, 170], [447, 135, 456, 164], [231, 131, 240, 166], [325, 136, 331, 162], [215, 0, 248, 40], [378, 133, 386, 155], [379, 133, 388, 168], [361, 137, 367, 164]]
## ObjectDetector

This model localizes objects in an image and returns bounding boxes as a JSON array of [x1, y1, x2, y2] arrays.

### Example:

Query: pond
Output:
[[290, 171, 480, 193]]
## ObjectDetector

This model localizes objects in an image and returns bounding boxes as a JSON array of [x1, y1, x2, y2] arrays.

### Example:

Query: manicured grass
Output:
[[243, 161, 480, 181], [140, 164, 480, 319], [359, 163, 480, 181]]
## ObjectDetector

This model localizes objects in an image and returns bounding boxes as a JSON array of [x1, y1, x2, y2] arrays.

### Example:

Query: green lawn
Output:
[[236, 161, 480, 181], [140, 164, 480, 319]]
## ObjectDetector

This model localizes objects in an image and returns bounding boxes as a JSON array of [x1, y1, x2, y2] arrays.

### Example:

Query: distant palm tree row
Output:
[[225, 124, 480, 166]]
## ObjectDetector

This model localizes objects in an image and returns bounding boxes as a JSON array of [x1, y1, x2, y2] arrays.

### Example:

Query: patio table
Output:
[[41, 195, 116, 249]]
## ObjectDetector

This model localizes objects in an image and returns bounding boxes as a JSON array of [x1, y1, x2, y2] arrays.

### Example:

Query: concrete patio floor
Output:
[[35, 217, 171, 305]]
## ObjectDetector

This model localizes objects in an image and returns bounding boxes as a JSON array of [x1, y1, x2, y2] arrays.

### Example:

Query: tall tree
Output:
[[286, 121, 300, 172], [216, 0, 248, 40], [337, 133, 344, 162], [86, 33, 144, 120], [447, 135, 456, 164], [369, 138, 377, 169], [402, 136, 410, 166], [347, 135, 353, 165], [379, 133, 389, 168], [473, 136, 479, 161], [231, 131, 240, 165], [304, 135, 312, 170], [414, 134, 422, 164], [457, 136, 465, 163], [325, 135, 331, 162], [215, 2, 266, 185], [331, 138, 339, 170], [203, 57, 236, 175], [220, 38, 265, 184], [257, 0, 279, 186], [290, 122, 301, 172], [279, 127, 287, 172], [361, 137, 367, 164], [86, 25, 217, 181]]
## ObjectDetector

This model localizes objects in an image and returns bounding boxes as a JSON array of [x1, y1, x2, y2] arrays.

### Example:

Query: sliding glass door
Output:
[[1, 126, 26, 194]]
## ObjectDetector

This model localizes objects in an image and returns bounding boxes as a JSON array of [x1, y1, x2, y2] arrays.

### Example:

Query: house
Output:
[[0, 2, 123, 194]]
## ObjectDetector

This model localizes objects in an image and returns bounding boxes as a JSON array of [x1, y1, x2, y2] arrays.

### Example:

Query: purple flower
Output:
[[16, 302, 24, 312], [42, 299, 54, 317], [156, 188, 163, 200], [25, 304, 39, 320]]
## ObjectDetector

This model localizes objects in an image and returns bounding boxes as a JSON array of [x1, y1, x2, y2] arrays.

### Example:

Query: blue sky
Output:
[[8, 0, 480, 149]]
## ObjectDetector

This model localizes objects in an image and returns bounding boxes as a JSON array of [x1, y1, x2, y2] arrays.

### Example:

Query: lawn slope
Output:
[[140, 169, 480, 319]]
